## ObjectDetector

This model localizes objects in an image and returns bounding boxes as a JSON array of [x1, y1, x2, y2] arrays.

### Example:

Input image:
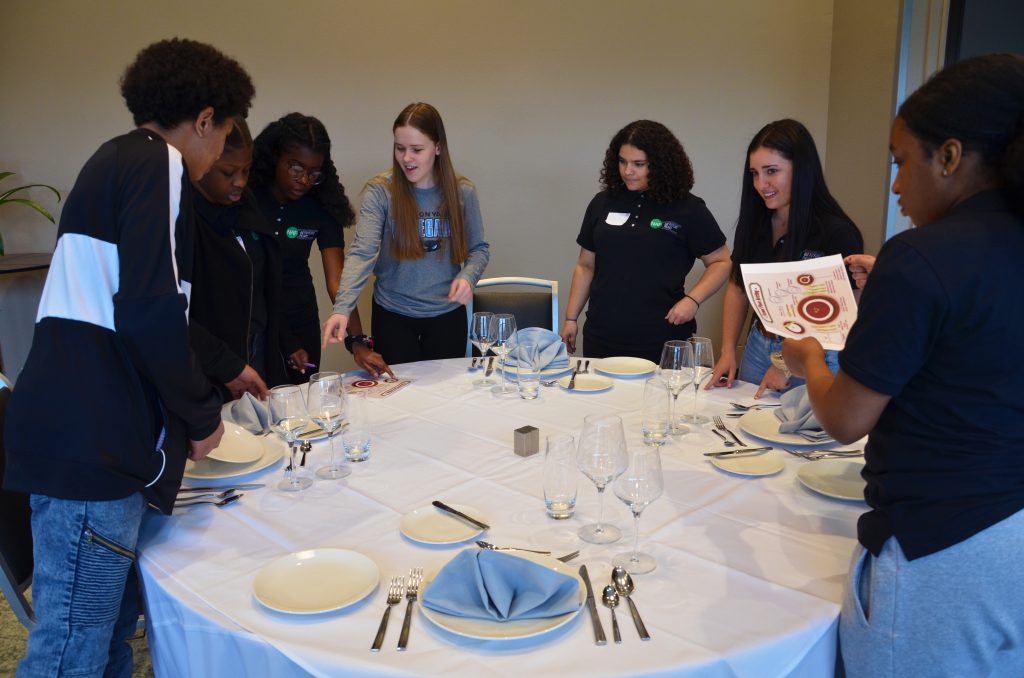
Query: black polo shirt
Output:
[[743, 212, 862, 277], [577, 189, 726, 348]]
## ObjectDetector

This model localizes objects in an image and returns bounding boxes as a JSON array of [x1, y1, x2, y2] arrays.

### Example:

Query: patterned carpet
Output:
[[0, 591, 153, 677]]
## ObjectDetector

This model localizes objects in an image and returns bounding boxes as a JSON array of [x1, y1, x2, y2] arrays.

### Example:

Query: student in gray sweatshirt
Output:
[[324, 102, 489, 366]]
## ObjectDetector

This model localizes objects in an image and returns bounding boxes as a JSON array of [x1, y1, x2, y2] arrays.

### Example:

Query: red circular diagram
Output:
[[352, 379, 378, 388], [796, 274, 815, 286], [783, 321, 806, 334], [797, 295, 840, 324]]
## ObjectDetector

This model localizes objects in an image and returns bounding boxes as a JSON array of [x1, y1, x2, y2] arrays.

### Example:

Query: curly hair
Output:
[[249, 113, 355, 227], [599, 120, 695, 203], [120, 38, 254, 128]]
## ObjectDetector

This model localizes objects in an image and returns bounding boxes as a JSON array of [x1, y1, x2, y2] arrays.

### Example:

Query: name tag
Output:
[[605, 212, 630, 226]]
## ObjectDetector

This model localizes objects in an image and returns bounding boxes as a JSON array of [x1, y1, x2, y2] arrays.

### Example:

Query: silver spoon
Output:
[[174, 493, 243, 509], [612, 566, 651, 640], [475, 540, 551, 554], [710, 429, 736, 446], [602, 585, 622, 643]]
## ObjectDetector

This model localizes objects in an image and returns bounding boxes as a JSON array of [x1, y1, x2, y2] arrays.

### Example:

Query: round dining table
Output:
[[137, 358, 863, 677]]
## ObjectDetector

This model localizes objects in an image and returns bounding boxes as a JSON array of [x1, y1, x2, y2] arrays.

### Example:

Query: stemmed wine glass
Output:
[[612, 446, 664, 574], [641, 378, 671, 447], [680, 336, 714, 425], [269, 384, 313, 491], [470, 311, 496, 387], [658, 340, 694, 435], [490, 314, 517, 396], [307, 372, 350, 480], [576, 413, 629, 544]]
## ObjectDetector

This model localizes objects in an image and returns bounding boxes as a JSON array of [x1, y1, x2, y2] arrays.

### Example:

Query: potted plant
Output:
[[0, 171, 62, 256]]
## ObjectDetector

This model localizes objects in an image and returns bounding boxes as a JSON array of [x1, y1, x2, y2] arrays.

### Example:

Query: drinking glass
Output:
[[658, 340, 693, 435], [490, 314, 517, 396], [269, 384, 313, 491], [576, 414, 628, 544], [612, 446, 665, 574], [342, 391, 372, 462], [470, 312, 496, 387], [680, 336, 714, 425], [513, 342, 540, 400], [543, 433, 577, 519], [641, 378, 670, 447], [307, 372, 350, 480]]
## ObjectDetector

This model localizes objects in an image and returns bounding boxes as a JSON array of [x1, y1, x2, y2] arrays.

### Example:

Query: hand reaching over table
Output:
[[189, 420, 225, 461]]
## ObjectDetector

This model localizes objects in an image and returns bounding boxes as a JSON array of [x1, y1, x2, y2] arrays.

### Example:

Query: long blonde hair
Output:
[[384, 102, 468, 263]]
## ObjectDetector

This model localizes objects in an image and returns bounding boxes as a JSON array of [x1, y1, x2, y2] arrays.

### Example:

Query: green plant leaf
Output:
[[0, 183, 62, 204], [0, 197, 56, 222]]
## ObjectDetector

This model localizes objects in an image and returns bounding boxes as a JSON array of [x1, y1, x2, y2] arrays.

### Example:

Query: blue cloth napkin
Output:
[[221, 392, 269, 435], [774, 386, 831, 441], [421, 549, 580, 621], [502, 327, 570, 370]]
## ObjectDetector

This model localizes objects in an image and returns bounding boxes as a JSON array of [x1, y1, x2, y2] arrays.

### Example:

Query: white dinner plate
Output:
[[797, 459, 866, 501], [592, 356, 657, 378], [205, 422, 264, 464], [737, 408, 836, 446], [710, 451, 785, 476], [556, 374, 613, 393], [184, 435, 284, 480], [400, 504, 489, 545], [253, 548, 379, 614], [419, 551, 584, 640]]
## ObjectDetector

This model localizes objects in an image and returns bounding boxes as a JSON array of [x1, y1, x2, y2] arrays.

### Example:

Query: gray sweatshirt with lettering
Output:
[[333, 175, 489, 318]]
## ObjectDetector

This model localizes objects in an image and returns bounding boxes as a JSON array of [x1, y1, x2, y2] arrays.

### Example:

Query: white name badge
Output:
[[605, 212, 630, 226]]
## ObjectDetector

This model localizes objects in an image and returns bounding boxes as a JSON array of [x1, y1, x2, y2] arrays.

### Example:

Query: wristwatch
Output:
[[770, 352, 792, 379], [344, 334, 374, 353]]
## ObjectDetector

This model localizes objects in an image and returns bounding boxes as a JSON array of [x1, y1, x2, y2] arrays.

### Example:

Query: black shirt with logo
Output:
[[577, 189, 726, 350]]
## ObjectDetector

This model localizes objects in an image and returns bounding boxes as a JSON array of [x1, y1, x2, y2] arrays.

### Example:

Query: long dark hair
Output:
[[250, 113, 355, 227], [378, 102, 468, 263], [600, 120, 694, 203], [731, 119, 854, 281], [899, 53, 1024, 216]]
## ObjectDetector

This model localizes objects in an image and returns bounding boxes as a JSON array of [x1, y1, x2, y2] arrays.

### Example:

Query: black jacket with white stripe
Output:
[[3, 129, 222, 513]]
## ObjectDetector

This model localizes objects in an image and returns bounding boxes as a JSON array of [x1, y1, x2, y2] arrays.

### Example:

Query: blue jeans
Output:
[[17, 493, 147, 678], [738, 324, 839, 390]]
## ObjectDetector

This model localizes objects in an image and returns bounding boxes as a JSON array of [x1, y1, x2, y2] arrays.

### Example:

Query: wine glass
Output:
[[576, 413, 628, 544], [641, 378, 670, 447], [680, 336, 714, 425], [489, 314, 517, 396], [612, 446, 664, 574], [307, 372, 350, 480], [658, 340, 693, 435], [269, 385, 313, 491], [470, 312, 496, 387]]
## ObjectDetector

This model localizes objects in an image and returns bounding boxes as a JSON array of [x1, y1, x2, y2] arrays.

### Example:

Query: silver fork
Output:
[[580, 359, 591, 374], [371, 576, 404, 652], [396, 567, 423, 651], [175, 488, 237, 501], [174, 493, 243, 508], [713, 416, 747, 447]]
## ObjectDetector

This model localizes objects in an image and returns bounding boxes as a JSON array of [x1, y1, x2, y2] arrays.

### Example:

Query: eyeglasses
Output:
[[287, 162, 324, 186]]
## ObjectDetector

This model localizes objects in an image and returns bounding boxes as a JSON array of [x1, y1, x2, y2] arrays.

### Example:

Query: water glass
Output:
[[543, 433, 577, 519], [513, 342, 540, 400], [342, 391, 372, 462], [641, 379, 670, 447], [269, 384, 313, 491]]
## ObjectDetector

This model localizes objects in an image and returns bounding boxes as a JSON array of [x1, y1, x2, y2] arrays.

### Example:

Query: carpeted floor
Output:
[[0, 590, 153, 677]]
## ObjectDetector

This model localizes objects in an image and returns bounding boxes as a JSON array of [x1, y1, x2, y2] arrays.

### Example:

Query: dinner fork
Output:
[[713, 416, 747, 447], [371, 576, 404, 652], [580, 359, 591, 374], [397, 567, 423, 651], [174, 493, 243, 508]]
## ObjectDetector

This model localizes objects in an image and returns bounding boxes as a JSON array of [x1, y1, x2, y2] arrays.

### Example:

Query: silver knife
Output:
[[178, 483, 266, 493], [567, 361, 581, 390], [703, 446, 773, 457], [579, 565, 607, 645], [431, 501, 490, 530], [485, 356, 495, 377]]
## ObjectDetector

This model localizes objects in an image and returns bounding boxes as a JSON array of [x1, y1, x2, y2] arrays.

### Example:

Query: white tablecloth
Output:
[[137, 359, 862, 677]]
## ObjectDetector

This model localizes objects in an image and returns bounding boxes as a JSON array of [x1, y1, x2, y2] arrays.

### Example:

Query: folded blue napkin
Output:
[[421, 549, 580, 621], [502, 327, 570, 370], [774, 386, 831, 441], [221, 392, 269, 435]]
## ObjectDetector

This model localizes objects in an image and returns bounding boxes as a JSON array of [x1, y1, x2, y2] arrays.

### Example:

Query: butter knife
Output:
[[178, 483, 266, 493], [485, 355, 495, 377], [431, 501, 490, 530], [703, 446, 773, 457], [579, 565, 607, 645], [567, 361, 581, 390]]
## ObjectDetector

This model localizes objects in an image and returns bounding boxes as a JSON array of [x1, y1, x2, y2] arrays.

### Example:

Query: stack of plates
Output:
[[184, 422, 285, 480]]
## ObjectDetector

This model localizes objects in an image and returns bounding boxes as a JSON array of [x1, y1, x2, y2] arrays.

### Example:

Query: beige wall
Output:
[[1, 0, 897, 379]]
